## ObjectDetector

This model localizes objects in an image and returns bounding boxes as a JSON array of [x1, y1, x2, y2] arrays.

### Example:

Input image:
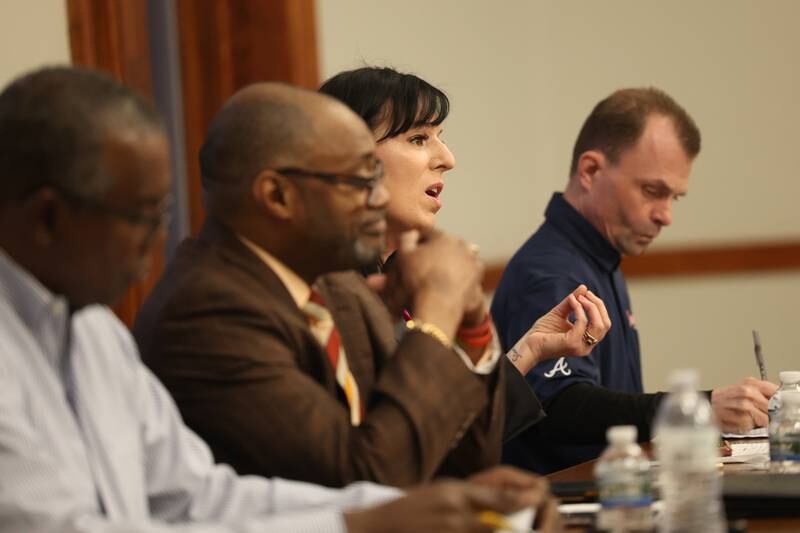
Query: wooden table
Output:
[[547, 445, 799, 532]]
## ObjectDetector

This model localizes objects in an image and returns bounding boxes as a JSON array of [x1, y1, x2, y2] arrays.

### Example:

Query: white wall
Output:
[[0, 1, 70, 87], [318, 0, 800, 391]]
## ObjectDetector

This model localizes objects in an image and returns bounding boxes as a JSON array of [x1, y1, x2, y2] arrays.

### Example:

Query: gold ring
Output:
[[582, 330, 598, 347]]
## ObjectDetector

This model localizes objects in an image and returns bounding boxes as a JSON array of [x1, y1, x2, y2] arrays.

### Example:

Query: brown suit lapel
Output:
[[197, 218, 338, 385], [197, 218, 300, 313]]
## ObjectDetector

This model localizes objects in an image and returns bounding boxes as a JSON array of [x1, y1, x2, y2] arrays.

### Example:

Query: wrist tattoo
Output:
[[509, 346, 523, 362]]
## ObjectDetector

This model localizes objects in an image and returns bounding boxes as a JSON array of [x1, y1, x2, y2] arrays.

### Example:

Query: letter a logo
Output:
[[544, 357, 572, 378]]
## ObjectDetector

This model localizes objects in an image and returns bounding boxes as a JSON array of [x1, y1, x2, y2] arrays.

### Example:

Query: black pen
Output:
[[752, 330, 767, 381]]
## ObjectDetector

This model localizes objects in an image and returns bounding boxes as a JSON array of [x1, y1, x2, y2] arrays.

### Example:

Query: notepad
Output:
[[722, 427, 768, 439], [720, 440, 769, 464], [731, 440, 769, 455]]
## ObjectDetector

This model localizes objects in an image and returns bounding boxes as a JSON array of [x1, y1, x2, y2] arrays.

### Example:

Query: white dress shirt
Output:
[[0, 249, 399, 533]]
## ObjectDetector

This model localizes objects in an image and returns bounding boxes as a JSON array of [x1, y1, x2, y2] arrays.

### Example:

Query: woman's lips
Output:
[[424, 182, 444, 210]]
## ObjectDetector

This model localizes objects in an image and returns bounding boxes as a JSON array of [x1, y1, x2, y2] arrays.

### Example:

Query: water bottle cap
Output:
[[781, 391, 800, 406], [668, 368, 699, 390], [607, 425, 637, 444], [779, 371, 800, 384]]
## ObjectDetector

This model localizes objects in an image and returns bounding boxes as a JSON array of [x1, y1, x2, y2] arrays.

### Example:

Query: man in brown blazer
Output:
[[134, 83, 514, 488], [134, 83, 605, 490]]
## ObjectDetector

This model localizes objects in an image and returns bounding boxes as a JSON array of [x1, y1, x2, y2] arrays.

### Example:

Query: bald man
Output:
[[134, 83, 509, 488]]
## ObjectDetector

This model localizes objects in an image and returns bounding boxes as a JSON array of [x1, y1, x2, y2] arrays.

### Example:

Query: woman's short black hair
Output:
[[319, 66, 449, 142]]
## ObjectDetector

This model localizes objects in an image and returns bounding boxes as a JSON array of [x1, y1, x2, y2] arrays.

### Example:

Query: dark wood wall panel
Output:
[[175, 0, 319, 234], [67, 0, 319, 324], [482, 241, 800, 292], [620, 241, 800, 279], [67, 0, 162, 326], [67, 0, 153, 95]]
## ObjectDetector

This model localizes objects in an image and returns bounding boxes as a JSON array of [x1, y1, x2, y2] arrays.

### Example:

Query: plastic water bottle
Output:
[[653, 369, 725, 533], [768, 371, 800, 422], [594, 425, 653, 532], [769, 390, 800, 473]]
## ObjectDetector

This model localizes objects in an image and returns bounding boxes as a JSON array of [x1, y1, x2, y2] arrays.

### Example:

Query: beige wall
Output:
[[318, 0, 800, 391], [0, 1, 70, 87], [631, 272, 800, 392]]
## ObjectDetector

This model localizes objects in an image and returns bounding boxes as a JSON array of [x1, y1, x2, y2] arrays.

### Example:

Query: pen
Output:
[[477, 511, 535, 533], [752, 330, 767, 381]]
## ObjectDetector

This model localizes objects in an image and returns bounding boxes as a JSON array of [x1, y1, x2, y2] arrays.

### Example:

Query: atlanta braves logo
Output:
[[544, 357, 572, 378]]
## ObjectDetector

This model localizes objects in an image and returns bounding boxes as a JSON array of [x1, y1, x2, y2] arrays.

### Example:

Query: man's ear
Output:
[[252, 170, 295, 221], [23, 188, 61, 246], [574, 150, 607, 191]]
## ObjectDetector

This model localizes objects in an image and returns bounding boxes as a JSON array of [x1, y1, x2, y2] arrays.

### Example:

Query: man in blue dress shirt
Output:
[[492, 87, 777, 474], [0, 66, 560, 532]]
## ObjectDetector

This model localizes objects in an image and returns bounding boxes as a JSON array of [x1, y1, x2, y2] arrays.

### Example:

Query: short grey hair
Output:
[[0, 65, 164, 205]]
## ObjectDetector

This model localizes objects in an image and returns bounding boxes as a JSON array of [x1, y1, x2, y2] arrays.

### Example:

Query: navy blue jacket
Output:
[[492, 193, 662, 474]]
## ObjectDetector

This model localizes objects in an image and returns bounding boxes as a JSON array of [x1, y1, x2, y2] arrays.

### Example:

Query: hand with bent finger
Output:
[[534, 495, 565, 533], [468, 466, 564, 533], [468, 466, 550, 505], [460, 277, 489, 329], [711, 377, 777, 433], [381, 229, 483, 339], [345, 468, 564, 533], [505, 285, 611, 374], [343, 480, 520, 533]]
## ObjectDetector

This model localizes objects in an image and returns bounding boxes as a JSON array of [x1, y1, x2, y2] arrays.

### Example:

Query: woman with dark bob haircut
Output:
[[320, 67, 452, 250], [319, 66, 610, 380]]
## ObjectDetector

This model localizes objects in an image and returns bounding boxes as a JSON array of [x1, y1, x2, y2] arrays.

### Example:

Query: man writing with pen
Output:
[[493, 87, 778, 474]]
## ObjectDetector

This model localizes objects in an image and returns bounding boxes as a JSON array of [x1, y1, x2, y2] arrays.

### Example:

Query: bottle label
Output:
[[598, 473, 653, 508], [770, 432, 800, 461], [597, 505, 653, 531]]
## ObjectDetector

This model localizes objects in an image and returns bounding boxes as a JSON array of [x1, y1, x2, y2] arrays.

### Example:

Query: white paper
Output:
[[722, 427, 768, 438]]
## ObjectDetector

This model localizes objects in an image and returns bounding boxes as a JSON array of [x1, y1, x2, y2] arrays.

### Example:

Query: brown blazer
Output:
[[134, 218, 505, 487]]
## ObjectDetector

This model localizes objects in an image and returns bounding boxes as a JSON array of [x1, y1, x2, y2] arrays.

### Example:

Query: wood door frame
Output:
[[66, 0, 319, 324]]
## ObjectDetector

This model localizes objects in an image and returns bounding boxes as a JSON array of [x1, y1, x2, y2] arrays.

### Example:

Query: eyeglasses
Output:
[[275, 160, 385, 205], [53, 185, 173, 244]]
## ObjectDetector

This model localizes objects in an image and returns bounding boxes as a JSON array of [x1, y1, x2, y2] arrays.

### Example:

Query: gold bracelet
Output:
[[405, 319, 453, 350]]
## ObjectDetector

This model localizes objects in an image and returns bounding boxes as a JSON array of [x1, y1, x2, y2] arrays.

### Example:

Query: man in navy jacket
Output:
[[493, 87, 777, 474]]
